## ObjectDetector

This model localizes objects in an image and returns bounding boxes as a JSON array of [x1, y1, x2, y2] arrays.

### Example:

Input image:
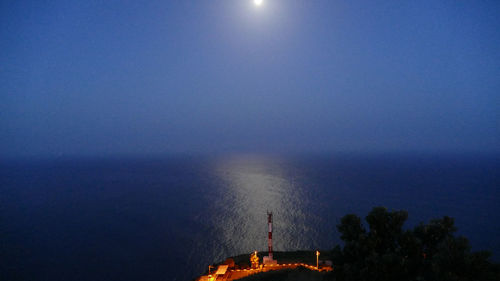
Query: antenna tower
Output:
[[267, 211, 273, 260]]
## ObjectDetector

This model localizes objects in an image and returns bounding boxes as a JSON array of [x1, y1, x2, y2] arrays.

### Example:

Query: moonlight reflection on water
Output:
[[184, 155, 327, 280], [213, 155, 310, 253], [203, 156, 328, 254]]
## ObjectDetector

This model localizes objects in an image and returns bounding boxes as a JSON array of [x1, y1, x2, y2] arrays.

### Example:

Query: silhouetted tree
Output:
[[331, 207, 500, 281]]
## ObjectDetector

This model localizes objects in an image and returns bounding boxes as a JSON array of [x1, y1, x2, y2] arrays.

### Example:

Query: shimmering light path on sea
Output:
[[212, 154, 310, 253], [185, 154, 327, 276]]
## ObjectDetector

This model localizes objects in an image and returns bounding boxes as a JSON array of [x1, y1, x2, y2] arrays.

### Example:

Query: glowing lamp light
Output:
[[250, 251, 259, 268], [254, 0, 263, 6], [316, 251, 320, 269]]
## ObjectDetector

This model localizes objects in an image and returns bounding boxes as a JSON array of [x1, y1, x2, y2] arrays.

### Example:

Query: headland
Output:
[[195, 250, 333, 281]]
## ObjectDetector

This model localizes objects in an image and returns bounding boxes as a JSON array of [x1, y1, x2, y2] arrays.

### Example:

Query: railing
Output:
[[205, 263, 333, 281]]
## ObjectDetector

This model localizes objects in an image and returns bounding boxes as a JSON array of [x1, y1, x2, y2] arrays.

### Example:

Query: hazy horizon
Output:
[[2, 0, 499, 158]]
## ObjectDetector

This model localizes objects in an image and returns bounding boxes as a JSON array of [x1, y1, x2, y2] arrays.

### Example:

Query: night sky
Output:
[[1, 0, 499, 157]]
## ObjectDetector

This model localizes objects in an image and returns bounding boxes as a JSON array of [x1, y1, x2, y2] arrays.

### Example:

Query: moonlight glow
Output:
[[254, 0, 263, 6]]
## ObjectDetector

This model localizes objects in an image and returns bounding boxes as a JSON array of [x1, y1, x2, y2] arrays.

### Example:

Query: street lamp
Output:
[[316, 251, 320, 269], [208, 265, 215, 281]]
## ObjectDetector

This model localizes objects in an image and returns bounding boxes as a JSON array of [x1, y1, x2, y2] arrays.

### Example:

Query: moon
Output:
[[254, 0, 263, 6]]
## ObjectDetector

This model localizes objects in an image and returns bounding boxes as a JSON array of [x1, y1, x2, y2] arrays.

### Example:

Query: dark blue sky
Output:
[[1, 0, 499, 157]]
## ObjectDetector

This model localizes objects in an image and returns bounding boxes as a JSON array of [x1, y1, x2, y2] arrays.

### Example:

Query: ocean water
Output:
[[1, 154, 499, 281]]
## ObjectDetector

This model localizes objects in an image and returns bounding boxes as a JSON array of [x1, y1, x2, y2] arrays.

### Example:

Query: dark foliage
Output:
[[330, 207, 500, 281]]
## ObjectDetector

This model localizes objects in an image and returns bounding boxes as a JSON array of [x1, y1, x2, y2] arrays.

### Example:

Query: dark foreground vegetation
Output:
[[330, 207, 500, 281], [241, 207, 500, 281]]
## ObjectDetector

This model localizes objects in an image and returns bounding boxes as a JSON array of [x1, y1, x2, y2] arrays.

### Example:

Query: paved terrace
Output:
[[197, 262, 333, 281]]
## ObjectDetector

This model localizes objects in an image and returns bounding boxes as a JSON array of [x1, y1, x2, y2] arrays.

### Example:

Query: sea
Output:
[[1, 153, 499, 281]]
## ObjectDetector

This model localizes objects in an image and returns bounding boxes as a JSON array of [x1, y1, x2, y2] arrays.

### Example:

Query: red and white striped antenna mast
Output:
[[263, 211, 277, 265], [267, 211, 273, 260]]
